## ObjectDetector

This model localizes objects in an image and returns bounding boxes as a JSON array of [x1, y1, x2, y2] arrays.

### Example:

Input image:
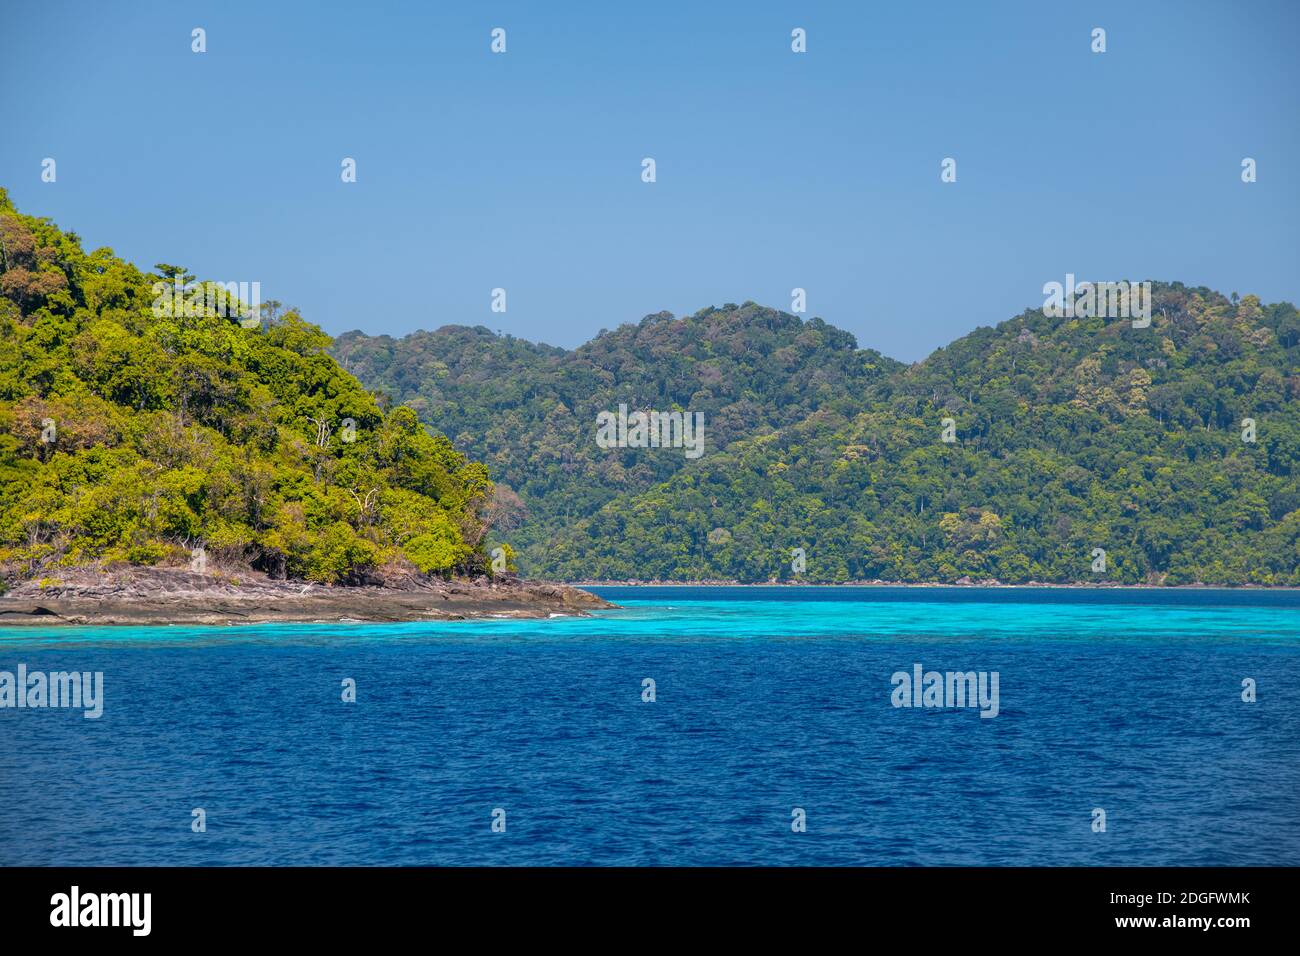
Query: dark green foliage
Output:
[[336, 286, 1300, 585], [333, 304, 900, 573]]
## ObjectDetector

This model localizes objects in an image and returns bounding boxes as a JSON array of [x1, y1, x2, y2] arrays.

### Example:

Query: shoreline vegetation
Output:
[[3, 191, 1298, 612], [0, 567, 611, 627], [1, 187, 598, 624]]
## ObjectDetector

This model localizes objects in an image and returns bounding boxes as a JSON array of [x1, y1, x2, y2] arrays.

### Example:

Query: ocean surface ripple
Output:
[[2, 587, 1298, 866]]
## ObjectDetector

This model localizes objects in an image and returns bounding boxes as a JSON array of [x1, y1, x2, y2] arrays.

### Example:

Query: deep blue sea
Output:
[[2, 586, 1298, 866]]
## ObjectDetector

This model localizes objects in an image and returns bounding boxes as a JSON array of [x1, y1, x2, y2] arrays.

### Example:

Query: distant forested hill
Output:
[[335, 285, 1300, 585], [0, 189, 495, 586], [333, 304, 901, 561]]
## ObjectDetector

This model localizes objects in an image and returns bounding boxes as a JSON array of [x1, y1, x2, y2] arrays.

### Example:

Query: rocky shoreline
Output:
[[563, 578, 1296, 589], [0, 567, 613, 627]]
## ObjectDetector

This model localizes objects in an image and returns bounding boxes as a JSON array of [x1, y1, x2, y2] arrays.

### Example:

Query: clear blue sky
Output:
[[2, 0, 1296, 361]]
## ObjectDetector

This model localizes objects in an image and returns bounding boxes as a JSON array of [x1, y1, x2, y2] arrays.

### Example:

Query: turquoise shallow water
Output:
[[1, 586, 1298, 865], [4, 586, 1298, 649]]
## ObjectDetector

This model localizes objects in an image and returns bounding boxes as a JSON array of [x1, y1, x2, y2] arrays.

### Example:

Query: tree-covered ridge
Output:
[[0, 189, 494, 586], [340, 286, 1300, 585], [540, 285, 1300, 584], [332, 305, 902, 564]]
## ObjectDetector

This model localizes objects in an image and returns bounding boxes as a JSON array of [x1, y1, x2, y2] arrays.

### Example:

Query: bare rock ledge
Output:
[[0, 567, 613, 627]]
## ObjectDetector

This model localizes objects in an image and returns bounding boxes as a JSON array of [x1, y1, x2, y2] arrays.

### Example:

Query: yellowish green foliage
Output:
[[0, 188, 494, 585]]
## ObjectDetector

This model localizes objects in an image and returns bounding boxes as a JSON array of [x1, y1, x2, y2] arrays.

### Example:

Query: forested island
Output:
[[0, 189, 605, 622], [2, 189, 1297, 602], [334, 293, 1300, 586]]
